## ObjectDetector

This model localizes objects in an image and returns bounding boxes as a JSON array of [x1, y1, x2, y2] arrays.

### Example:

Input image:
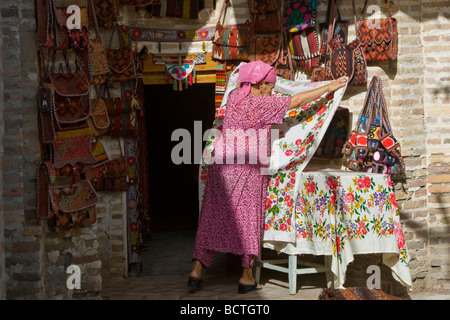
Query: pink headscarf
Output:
[[234, 61, 277, 107]]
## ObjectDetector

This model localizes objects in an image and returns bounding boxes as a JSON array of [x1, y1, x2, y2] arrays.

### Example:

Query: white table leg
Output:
[[324, 255, 337, 289], [255, 260, 261, 284], [288, 255, 297, 295]]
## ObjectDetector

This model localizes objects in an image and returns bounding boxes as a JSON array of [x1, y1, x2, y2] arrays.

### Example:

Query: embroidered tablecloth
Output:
[[263, 169, 412, 290]]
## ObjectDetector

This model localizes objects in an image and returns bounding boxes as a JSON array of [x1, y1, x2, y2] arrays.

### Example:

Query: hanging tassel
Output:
[[179, 41, 182, 51], [189, 72, 192, 86], [166, 69, 171, 83], [178, 79, 182, 91], [158, 42, 161, 53], [130, 96, 141, 112], [185, 78, 188, 89], [202, 41, 206, 51], [135, 40, 138, 52], [173, 78, 177, 91], [193, 65, 196, 83]]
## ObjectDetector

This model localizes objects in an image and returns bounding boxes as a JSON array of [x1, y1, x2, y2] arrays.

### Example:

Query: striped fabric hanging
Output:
[[215, 61, 227, 118], [288, 27, 321, 71]]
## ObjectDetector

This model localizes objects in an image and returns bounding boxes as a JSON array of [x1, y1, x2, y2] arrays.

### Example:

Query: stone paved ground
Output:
[[101, 230, 449, 301]]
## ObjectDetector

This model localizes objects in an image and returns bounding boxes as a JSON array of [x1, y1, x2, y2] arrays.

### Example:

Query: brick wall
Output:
[[1, 0, 44, 299], [420, 0, 450, 292], [0, 2, 6, 300]]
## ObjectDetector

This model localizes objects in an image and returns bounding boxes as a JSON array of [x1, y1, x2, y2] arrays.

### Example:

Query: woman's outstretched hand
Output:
[[327, 76, 348, 92], [287, 76, 348, 111]]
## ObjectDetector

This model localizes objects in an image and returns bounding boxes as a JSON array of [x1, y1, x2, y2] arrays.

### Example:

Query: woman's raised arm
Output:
[[287, 77, 348, 111]]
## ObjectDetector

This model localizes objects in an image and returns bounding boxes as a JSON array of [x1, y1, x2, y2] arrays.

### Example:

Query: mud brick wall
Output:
[[419, 0, 450, 292], [1, 0, 44, 299], [0, 2, 6, 300], [0, 0, 124, 299]]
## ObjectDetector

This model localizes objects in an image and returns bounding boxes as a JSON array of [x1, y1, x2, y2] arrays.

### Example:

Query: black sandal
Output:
[[187, 277, 202, 290], [238, 282, 261, 294]]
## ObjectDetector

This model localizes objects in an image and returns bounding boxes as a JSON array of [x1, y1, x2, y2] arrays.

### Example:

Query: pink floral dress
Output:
[[192, 87, 292, 268]]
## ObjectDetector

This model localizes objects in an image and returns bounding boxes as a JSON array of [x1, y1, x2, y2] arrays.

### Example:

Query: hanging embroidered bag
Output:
[[283, 0, 317, 33], [93, 0, 119, 29], [319, 0, 348, 55], [52, 178, 98, 232], [52, 0, 90, 50], [342, 75, 404, 177], [357, 0, 398, 61], [48, 52, 92, 125], [212, 0, 253, 61], [274, 44, 295, 80], [89, 155, 128, 191], [288, 27, 320, 71], [248, 0, 280, 33], [105, 24, 137, 83], [52, 124, 96, 169], [101, 87, 138, 138], [249, 33, 283, 65], [313, 0, 367, 85], [87, 86, 110, 137]]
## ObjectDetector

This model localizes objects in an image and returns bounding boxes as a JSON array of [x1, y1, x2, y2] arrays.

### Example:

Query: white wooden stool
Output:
[[255, 254, 336, 295]]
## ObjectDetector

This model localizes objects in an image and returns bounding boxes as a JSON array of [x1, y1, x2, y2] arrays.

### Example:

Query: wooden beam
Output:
[[142, 72, 217, 85]]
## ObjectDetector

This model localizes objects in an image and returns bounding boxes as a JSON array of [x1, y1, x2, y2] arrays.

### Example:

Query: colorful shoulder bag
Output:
[[248, 0, 281, 33], [52, 123, 96, 169], [283, 0, 317, 33], [93, 0, 119, 29], [319, 0, 348, 55], [342, 75, 404, 177], [283, 0, 320, 71], [52, 177, 99, 232], [52, 0, 90, 50], [313, 0, 367, 85], [357, 0, 398, 61], [212, 0, 253, 61], [48, 51, 92, 125], [105, 24, 137, 83]]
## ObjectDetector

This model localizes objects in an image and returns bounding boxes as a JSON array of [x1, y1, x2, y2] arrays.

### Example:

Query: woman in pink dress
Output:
[[188, 61, 347, 293]]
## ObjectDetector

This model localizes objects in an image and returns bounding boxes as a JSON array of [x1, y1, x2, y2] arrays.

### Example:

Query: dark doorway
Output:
[[144, 83, 216, 232]]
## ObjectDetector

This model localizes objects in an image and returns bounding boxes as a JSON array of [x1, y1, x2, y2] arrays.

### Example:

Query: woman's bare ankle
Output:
[[189, 260, 202, 280]]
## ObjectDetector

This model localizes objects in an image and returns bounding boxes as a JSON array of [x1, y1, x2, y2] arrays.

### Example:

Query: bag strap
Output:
[[324, 0, 343, 24], [108, 23, 126, 49], [331, 0, 357, 39], [360, 0, 393, 22], [88, 0, 102, 41], [267, 2, 283, 66], [322, 0, 337, 66], [217, 0, 229, 26], [357, 76, 378, 133]]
